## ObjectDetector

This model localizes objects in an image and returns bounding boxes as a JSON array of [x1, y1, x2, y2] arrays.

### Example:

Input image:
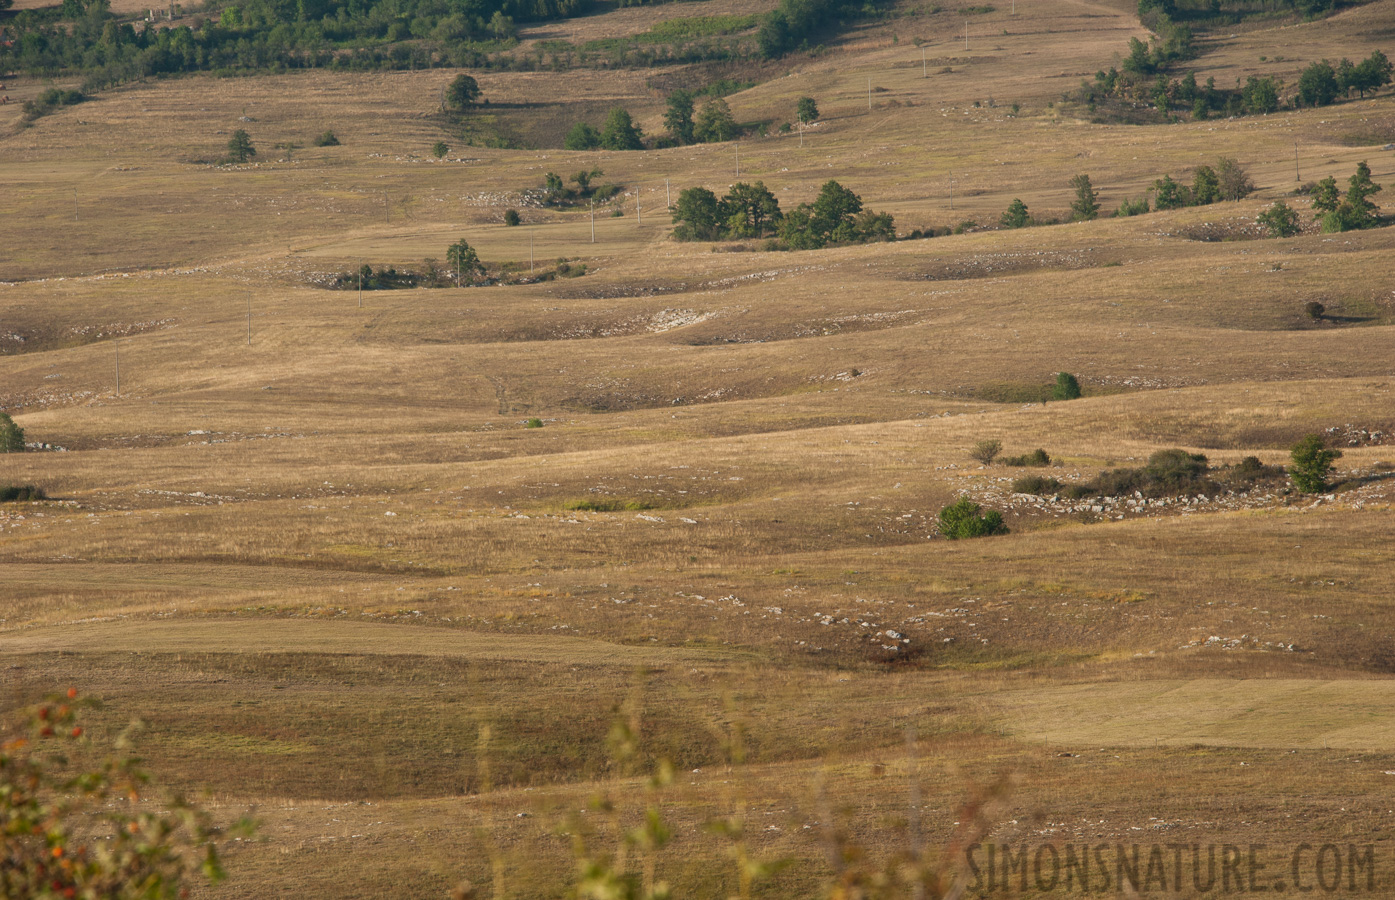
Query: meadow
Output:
[[3, 0, 1395, 894]]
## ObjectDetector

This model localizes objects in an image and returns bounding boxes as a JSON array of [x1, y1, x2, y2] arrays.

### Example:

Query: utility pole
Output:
[[799, 120, 804, 148], [1294, 140, 1300, 182], [73, 189, 79, 222], [735, 142, 739, 178], [922, 46, 927, 78], [868, 77, 872, 110], [665, 178, 670, 209], [246, 293, 252, 346], [949, 172, 954, 210], [530, 230, 534, 272], [964, 21, 969, 51], [114, 342, 120, 396], [637, 189, 642, 226], [357, 259, 363, 308], [590, 199, 595, 243]]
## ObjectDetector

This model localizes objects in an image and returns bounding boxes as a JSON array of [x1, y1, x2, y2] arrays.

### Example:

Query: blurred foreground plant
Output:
[[1, 689, 254, 900]]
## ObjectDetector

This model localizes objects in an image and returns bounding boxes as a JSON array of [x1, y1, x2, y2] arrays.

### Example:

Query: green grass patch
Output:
[[564, 498, 653, 512]]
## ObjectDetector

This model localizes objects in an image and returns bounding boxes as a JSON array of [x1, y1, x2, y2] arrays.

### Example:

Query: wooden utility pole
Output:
[[530, 230, 534, 272], [637, 190, 642, 226], [1294, 140, 1300, 182], [868, 77, 872, 110], [590, 199, 595, 242], [922, 46, 927, 78], [73, 189, 79, 222], [964, 21, 969, 50], [949, 172, 954, 210], [114, 342, 120, 396], [735, 143, 739, 178], [665, 179, 670, 209], [246, 293, 252, 346]]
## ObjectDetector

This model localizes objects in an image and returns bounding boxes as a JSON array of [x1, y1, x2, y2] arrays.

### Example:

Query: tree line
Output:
[[672, 180, 894, 250]]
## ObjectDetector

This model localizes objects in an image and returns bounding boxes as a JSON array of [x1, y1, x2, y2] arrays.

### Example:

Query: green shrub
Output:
[[1289, 434, 1341, 493], [0, 485, 47, 502], [969, 439, 1002, 465], [1001, 449, 1051, 467], [1051, 372, 1082, 400], [1011, 475, 1062, 495], [0, 412, 24, 453], [1304, 301, 1325, 320], [937, 497, 1008, 539], [432, 140, 449, 158], [504, 209, 522, 227], [1142, 448, 1209, 490], [524, 417, 543, 428], [314, 130, 340, 147]]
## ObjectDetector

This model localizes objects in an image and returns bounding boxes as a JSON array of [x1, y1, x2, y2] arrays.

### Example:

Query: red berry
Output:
[[67, 688, 78, 699], [70, 727, 82, 738], [38, 707, 49, 720]]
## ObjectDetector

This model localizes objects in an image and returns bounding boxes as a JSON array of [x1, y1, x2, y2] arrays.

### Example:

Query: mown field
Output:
[[3, 0, 1395, 894]]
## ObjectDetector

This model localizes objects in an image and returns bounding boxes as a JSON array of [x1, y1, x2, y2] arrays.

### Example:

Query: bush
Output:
[[0, 485, 46, 502], [1258, 200, 1301, 237], [938, 497, 1009, 539], [1011, 475, 1062, 495], [524, 417, 543, 428], [432, 140, 449, 158], [565, 498, 651, 512], [0, 412, 24, 453], [1051, 372, 1082, 400], [1002, 448, 1052, 467], [1141, 448, 1208, 489], [314, 130, 340, 146], [504, 209, 521, 227], [969, 439, 1002, 465], [1289, 433, 1341, 493], [1305, 301, 1325, 320]]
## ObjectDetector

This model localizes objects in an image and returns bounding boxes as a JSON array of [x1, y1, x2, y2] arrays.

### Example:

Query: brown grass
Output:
[[4, 0, 1395, 894]]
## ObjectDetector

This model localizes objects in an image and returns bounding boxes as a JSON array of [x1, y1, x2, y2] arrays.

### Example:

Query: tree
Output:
[[796, 96, 819, 124], [601, 108, 643, 150], [446, 238, 484, 286], [1191, 165, 1220, 205], [1052, 372, 1082, 400], [969, 439, 1002, 465], [663, 91, 695, 145], [542, 172, 566, 205], [1289, 433, 1341, 493], [503, 209, 521, 226], [756, 10, 792, 58], [564, 122, 601, 150], [1347, 50, 1393, 98], [487, 10, 515, 40], [0, 412, 23, 453], [722, 181, 782, 238], [809, 180, 863, 242], [314, 130, 340, 147], [694, 98, 737, 143], [671, 187, 723, 241], [572, 168, 602, 196], [1311, 176, 1340, 216], [1152, 174, 1188, 210], [938, 497, 1008, 539], [1070, 174, 1099, 221], [1215, 157, 1254, 201], [444, 73, 481, 111], [1258, 200, 1301, 237], [1242, 75, 1278, 114], [432, 140, 449, 158], [999, 198, 1029, 228], [1298, 60, 1340, 107], [1344, 159, 1383, 228], [225, 129, 255, 163]]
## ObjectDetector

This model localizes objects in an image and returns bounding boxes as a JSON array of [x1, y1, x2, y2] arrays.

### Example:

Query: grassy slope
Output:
[[3, 0, 1395, 895]]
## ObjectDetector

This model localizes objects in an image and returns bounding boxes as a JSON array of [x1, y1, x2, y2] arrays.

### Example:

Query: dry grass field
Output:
[[4, 0, 1395, 894]]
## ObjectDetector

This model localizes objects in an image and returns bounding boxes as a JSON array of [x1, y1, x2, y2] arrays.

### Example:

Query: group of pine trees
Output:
[[671, 180, 893, 249], [1297, 51, 1394, 106]]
